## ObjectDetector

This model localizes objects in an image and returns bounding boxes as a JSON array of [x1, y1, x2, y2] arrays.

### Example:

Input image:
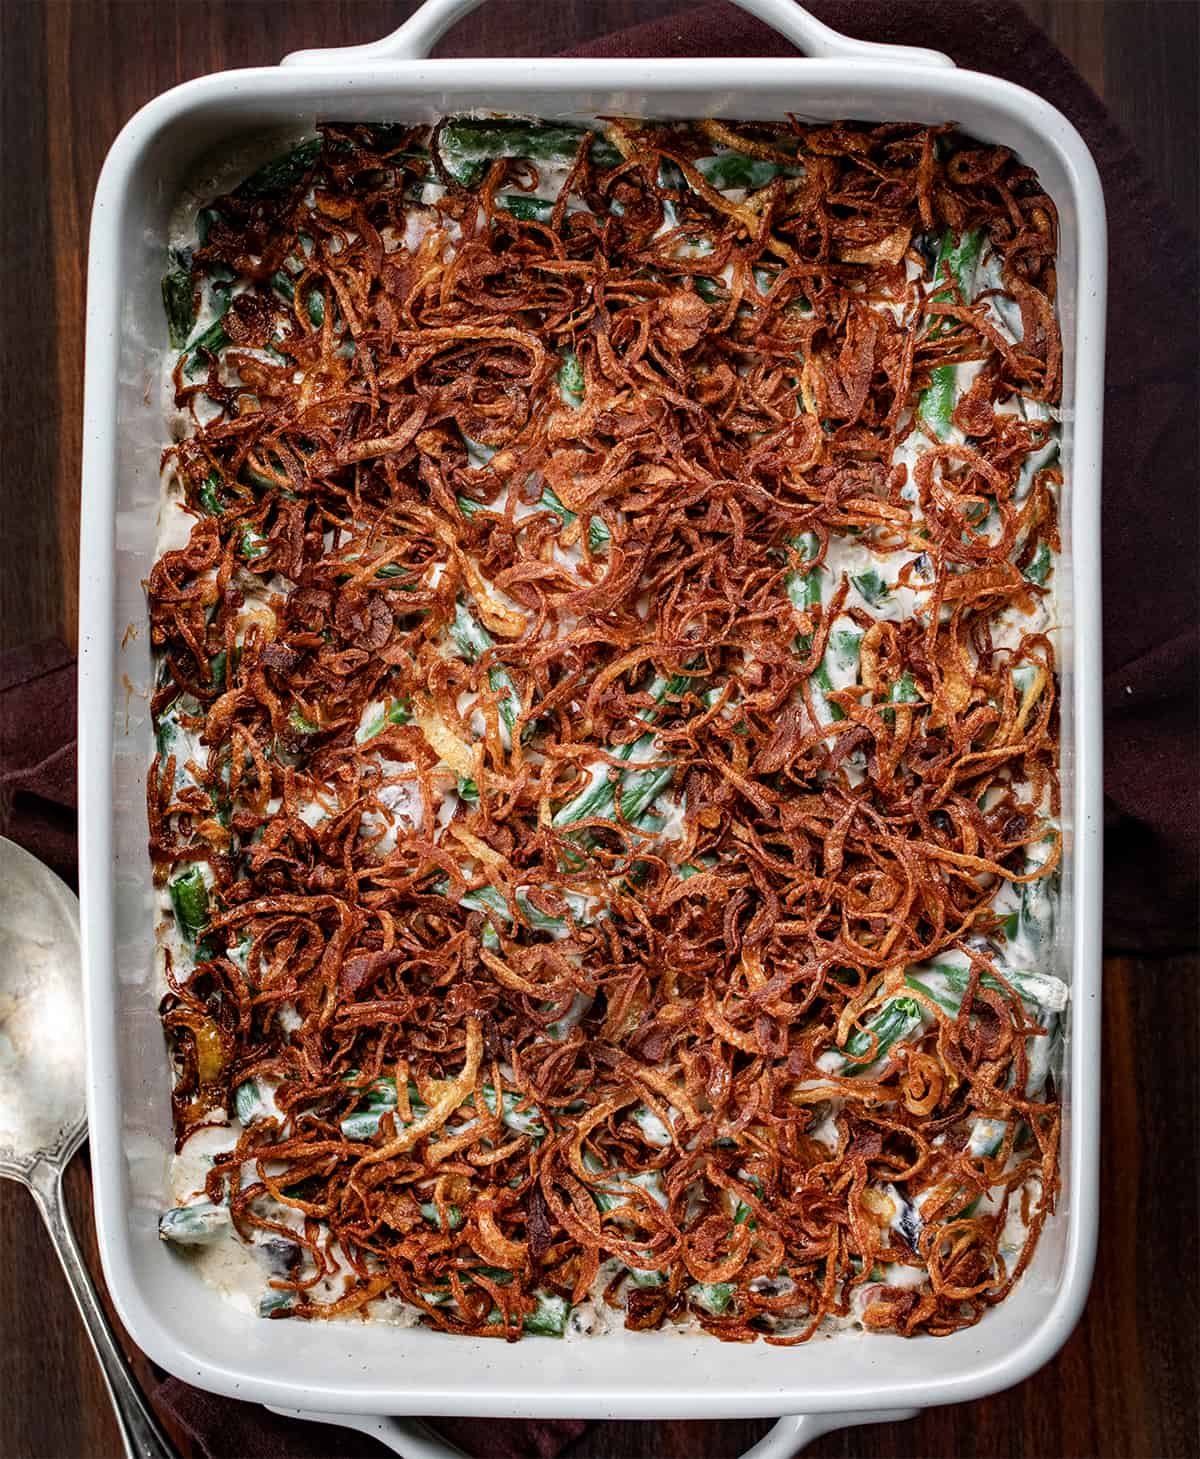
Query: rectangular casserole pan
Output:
[[78, 0, 1105, 1426]]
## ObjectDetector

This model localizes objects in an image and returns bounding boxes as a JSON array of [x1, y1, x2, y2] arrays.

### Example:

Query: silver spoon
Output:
[[0, 835, 177, 1459]]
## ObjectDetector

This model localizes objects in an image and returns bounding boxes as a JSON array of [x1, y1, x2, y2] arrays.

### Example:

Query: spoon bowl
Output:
[[0, 837, 87, 1176], [0, 835, 176, 1459]]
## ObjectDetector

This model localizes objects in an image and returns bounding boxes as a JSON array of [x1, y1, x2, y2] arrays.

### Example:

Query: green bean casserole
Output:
[[148, 115, 1064, 1342]]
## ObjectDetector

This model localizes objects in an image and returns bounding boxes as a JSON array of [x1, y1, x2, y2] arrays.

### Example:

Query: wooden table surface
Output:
[[1, 3, 1196, 1457]]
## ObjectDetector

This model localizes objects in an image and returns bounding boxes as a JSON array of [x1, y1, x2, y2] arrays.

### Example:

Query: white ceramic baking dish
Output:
[[78, 1, 1106, 1453]]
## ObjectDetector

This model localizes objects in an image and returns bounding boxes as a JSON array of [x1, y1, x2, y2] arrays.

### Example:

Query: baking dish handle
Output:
[[281, 0, 955, 69], [268, 1406, 920, 1457], [738, 1408, 920, 1457]]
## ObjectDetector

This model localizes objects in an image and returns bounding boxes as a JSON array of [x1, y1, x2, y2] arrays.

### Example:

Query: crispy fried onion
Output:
[[151, 117, 1063, 1345]]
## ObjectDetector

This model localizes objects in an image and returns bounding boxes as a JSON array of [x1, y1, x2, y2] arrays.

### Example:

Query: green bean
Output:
[[903, 973, 961, 1017], [627, 1268, 666, 1289], [688, 1281, 735, 1315], [931, 960, 1068, 1014], [478, 1085, 544, 1137], [535, 484, 569, 521], [183, 304, 231, 377], [239, 524, 268, 562], [553, 734, 642, 828], [339, 1078, 426, 1141], [552, 672, 690, 829], [1016, 839, 1059, 948], [827, 995, 925, 1075], [732, 1174, 762, 1228], [520, 890, 590, 933], [168, 867, 210, 944], [498, 194, 555, 223], [287, 707, 319, 737], [809, 627, 862, 725], [162, 268, 195, 349], [788, 536, 849, 717], [1023, 541, 1052, 585], [460, 880, 594, 939], [694, 153, 799, 191], [967, 1116, 1007, 1161], [154, 703, 179, 760], [196, 469, 223, 516], [919, 365, 958, 440], [484, 1290, 570, 1337], [851, 568, 891, 608], [556, 347, 585, 405], [614, 754, 677, 826], [929, 228, 984, 314], [677, 858, 714, 882], [449, 601, 493, 661], [341, 1073, 542, 1140], [196, 206, 221, 244], [270, 268, 325, 327], [438, 119, 621, 186], [461, 434, 495, 469], [467, 884, 546, 930], [419, 1201, 464, 1232], [419, 1286, 454, 1307], [459, 883, 509, 922], [373, 563, 415, 585], [951, 1117, 1012, 1218], [159, 1201, 229, 1246], [905, 955, 1067, 1060], [340, 1109, 390, 1142], [234, 137, 322, 200], [359, 697, 411, 741], [234, 1078, 262, 1125], [537, 485, 609, 553], [888, 670, 920, 703], [258, 1290, 294, 1317], [918, 229, 984, 440], [592, 1184, 622, 1216], [1020, 878, 1056, 946], [881, 669, 921, 726], [829, 628, 862, 668], [450, 601, 522, 738], [241, 458, 284, 494], [593, 1169, 666, 1215], [526, 1291, 571, 1336], [785, 531, 823, 613]]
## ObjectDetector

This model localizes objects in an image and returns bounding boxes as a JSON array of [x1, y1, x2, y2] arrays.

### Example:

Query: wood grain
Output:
[[1, 4, 1197, 1457]]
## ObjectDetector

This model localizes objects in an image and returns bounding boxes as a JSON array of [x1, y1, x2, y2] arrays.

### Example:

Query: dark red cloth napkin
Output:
[[2, 3, 1196, 1456]]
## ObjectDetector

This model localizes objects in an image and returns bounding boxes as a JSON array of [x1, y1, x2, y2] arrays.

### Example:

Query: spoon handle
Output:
[[28, 1159, 179, 1459]]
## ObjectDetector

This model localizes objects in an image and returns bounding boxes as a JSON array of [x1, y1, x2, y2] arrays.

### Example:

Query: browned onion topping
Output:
[[149, 117, 1062, 1342]]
